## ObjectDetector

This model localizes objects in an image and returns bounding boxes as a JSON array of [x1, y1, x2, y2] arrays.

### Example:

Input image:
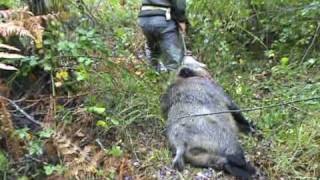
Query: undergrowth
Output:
[[218, 61, 320, 178], [0, 0, 319, 179]]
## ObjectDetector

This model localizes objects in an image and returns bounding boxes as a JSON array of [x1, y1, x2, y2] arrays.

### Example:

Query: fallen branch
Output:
[[301, 21, 320, 63], [95, 138, 106, 151], [0, 96, 43, 126], [20, 91, 102, 102]]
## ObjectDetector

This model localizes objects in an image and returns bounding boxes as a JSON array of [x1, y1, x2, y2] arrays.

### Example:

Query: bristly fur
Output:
[[161, 56, 256, 178]]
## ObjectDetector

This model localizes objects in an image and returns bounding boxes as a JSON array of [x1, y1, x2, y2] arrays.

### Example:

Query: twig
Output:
[[22, 91, 101, 102], [177, 96, 320, 120], [72, 0, 97, 26], [0, 96, 43, 126], [95, 138, 106, 151], [235, 23, 268, 49], [56, 55, 103, 60], [301, 22, 320, 63], [50, 71, 56, 97], [8, 101, 38, 113], [125, 130, 140, 162], [26, 155, 48, 165], [94, 0, 103, 10]]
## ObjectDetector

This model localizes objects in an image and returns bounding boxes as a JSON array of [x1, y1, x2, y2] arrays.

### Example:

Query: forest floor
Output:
[[120, 57, 320, 180], [1, 49, 319, 179], [1, 6, 319, 179]]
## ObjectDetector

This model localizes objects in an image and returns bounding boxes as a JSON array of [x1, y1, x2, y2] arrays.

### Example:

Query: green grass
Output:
[[217, 61, 320, 178], [88, 57, 319, 179]]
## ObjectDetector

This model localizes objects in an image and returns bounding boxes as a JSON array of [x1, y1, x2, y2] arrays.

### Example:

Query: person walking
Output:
[[138, 0, 187, 73]]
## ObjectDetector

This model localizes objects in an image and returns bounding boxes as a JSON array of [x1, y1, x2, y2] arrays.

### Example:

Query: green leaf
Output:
[[17, 176, 29, 180], [75, 71, 86, 81], [44, 165, 55, 175], [0, 151, 8, 171], [78, 57, 86, 63], [57, 41, 68, 51], [43, 63, 52, 71], [86, 106, 106, 114], [280, 57, 289, 66], [96, 120, 108, 128], [15, 128, 30, 140], [28, 140, 43, 156], [107, 146, 123, 157], [44, 164, 64, 175], [38, 128, 54, 138], [111, 119, 120, 126], [84, 58, 93, 66]]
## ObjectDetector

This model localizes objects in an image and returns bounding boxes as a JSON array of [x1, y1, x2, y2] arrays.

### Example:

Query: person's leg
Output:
[[160, 21, 184, 71], [145, 35, 161, 69], [138, 17, 161, 71]]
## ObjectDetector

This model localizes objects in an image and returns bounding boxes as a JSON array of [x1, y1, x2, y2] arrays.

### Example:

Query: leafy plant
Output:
[[188, 0, 320, 66], [38, 128, 55, 139], [0, 7, 58, 48], [43, 164, 65, 175], [106, 146, 123, 157], [0, 43, 25, 70], [0, 151, 9, 172], [28, 140, 43, 156], [1, 0, 319, 179]]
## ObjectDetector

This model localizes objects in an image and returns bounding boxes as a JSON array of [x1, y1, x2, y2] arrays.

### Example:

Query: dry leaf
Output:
[[0, 22, 35, 39], [135, 71, 142, 76], [0, 63, 18, 70], [0, 43, 21, 52], [0, 52, 25, 59]]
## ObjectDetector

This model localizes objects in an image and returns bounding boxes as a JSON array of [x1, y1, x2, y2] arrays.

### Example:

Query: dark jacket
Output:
[[139, 0, 187, 22]]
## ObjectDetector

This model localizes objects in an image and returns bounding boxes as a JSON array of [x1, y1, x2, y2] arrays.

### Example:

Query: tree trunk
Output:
[[27, 0, 48, 15]]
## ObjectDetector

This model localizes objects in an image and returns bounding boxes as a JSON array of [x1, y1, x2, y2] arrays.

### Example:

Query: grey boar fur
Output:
[[160, 56, 256, 178]]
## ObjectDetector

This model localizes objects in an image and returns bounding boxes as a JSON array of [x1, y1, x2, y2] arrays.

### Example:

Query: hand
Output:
[[178, 22, 186, 34]]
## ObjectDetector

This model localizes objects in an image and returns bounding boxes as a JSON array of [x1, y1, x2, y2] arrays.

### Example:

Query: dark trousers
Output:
[[138, 16, 184, 71]]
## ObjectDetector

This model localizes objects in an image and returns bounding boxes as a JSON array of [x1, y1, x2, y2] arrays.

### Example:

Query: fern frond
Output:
[[1, 8, 58, 49], [0, 22, 35, 39], [0, 7, 33, 21], [36, 13, 59, 22], [0, 99, 24, 160], [0, 52, 25, 59], [0, 63, 18, 70], [23, 17, 44, 49], [25, 13, 59, 49], [0, 43, 21, 52], [51, 130, 105, 179]]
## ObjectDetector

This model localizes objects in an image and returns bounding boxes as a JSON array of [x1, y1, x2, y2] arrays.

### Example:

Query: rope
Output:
[[180, 32, 188, 56], [177, 96, 320, 120]]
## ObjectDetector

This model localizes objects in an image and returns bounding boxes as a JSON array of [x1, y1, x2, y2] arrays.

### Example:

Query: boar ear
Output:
[[181, 56, 207, 68], [178, 67, 197, 78]]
